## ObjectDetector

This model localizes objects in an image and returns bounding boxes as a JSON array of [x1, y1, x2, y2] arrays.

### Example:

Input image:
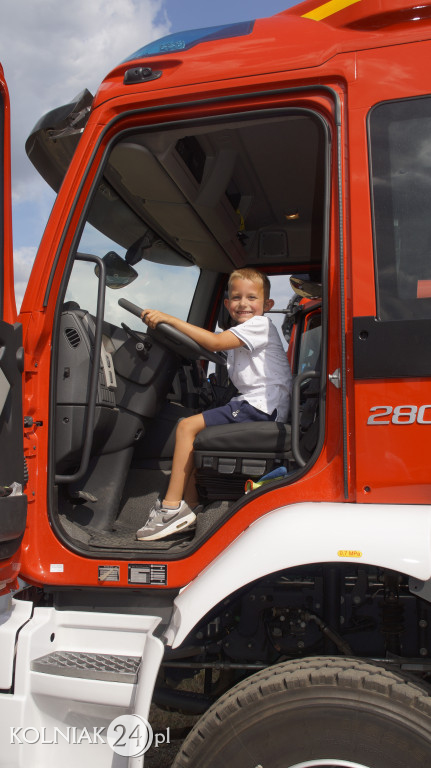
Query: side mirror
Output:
[[95, 251, 138, 289], [290, 276, 322, 299]]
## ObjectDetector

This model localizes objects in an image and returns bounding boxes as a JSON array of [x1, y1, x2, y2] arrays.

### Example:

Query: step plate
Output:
[[31, 651, 141, 683]]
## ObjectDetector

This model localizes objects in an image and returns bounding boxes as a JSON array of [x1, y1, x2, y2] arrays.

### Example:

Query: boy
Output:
[[136, 268, 292, 541]]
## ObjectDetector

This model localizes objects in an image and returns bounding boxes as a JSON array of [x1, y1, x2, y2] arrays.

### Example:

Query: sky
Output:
[[0, 0, 298, 308]]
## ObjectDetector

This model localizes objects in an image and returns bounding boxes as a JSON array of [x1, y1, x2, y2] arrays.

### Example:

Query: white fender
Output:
[[165, 501, 431, 648]]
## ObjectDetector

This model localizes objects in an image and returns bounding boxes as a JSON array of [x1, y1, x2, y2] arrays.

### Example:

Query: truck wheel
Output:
[[172, 657, 431, 768]]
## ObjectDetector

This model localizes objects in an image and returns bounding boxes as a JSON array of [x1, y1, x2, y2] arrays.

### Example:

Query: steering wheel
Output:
[[118, 298, 227, 366]]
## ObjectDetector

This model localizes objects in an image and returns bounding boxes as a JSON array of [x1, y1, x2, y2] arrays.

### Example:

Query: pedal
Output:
[[69, 490, 98, 503]]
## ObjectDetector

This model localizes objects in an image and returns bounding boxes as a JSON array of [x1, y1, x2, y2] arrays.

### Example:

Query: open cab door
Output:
[[0, 65, 26, 593]]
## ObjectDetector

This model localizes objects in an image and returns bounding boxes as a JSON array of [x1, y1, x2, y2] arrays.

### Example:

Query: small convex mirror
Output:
[[95, 251, 138, 289]]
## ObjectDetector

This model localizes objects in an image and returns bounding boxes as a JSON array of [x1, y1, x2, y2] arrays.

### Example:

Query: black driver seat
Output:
[[193, 420, 292, 502], [193, 380, 320, 501], [194, 421, 291, 474]]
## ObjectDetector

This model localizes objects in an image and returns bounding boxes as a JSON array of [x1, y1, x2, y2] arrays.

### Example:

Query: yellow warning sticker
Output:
[[338, 550, 363, 558]]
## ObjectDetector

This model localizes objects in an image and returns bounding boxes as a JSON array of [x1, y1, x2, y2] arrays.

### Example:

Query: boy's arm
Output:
[[141, 309, 244, 352]]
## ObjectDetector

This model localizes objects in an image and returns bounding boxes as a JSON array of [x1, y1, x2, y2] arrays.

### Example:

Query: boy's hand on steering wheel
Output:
[[141, 309, 173, 329]]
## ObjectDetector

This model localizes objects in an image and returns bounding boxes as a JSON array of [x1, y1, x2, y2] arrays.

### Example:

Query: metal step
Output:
[[31, 651, 141, 683]]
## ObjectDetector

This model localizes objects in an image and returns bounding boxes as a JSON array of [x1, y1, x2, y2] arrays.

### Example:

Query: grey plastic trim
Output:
[[54, 253, 106, 483], [291, 371, 320, 468]]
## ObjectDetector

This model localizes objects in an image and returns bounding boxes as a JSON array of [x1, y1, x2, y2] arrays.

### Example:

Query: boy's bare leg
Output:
[[163, 414, 205, 507], [184, 468, 199, 507]]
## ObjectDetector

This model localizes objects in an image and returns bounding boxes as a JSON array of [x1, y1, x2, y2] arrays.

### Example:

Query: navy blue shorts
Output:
[[202, 399, 277, 427]]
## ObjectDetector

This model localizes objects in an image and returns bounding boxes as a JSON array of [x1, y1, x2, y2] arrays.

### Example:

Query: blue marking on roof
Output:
[[124, 20, 255, 61]]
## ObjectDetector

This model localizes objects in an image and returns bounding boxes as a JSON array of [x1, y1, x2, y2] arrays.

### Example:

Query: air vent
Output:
[[64, 327, 81, 349]]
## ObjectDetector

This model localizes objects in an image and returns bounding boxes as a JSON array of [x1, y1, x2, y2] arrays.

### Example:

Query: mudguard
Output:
[[164, 501, 431, 648]]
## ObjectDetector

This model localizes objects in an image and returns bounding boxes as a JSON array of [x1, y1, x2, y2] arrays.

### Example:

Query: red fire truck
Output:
[[2, 0, 431, 765]]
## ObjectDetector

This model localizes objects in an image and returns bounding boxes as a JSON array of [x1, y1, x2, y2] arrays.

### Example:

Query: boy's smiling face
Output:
[[225, 277, 274, 324]]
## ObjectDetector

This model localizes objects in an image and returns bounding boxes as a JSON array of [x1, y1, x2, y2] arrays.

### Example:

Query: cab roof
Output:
[[94, 0, 431, 106]]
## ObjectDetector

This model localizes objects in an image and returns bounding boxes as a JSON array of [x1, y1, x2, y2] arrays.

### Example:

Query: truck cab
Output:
[[3, 1, 431, 766], [15, 14, 338, 592]]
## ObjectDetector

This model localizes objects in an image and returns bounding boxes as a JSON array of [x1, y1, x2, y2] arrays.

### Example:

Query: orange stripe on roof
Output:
[[302, 0, 363, 21]]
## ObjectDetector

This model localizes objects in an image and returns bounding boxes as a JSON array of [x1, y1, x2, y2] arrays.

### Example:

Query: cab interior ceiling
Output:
[[93, 112, 326, 272]]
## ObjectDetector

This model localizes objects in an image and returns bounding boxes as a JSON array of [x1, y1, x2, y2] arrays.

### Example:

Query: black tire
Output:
[[172, 657, 431, 768]]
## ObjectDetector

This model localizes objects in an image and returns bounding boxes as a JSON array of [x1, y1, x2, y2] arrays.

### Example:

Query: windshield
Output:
[[65, 223, 200, 330]]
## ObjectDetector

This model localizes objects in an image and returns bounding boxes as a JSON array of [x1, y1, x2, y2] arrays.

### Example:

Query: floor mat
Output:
[[59, 467, 234, 554], [87, 499, 232, 551]]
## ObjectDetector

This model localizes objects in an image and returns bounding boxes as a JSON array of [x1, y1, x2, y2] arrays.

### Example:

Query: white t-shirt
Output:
[[227, 315, 292, 422]]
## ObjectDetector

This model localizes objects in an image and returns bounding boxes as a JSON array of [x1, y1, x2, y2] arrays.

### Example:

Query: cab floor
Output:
[[58, 467, 233, 554]]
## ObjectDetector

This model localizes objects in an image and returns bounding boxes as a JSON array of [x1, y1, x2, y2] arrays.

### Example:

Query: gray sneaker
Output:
[[136, 500, 198, 541]]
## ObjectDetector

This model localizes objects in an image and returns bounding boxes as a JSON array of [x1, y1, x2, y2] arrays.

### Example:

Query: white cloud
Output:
[[12, 245, 38, 310], [0, 0, 170, 200], [0, 0, 170, 304]]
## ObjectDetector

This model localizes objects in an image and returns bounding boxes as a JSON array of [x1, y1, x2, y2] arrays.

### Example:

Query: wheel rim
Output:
[[286, 762, 372, 768]]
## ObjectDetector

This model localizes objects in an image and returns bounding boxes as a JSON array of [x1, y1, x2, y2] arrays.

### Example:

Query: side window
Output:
[[369, 96, 431, 321], [297, 313, 321, 373], [267, 273, 295, 351]]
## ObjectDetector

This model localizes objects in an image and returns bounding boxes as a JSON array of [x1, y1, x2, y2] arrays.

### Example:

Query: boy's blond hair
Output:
[[228, 268, 271, 301]]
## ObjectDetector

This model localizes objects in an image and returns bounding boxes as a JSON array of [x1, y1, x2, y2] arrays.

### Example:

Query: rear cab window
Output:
[[370, 96, 431, 322], [356, 95, 431, 379]]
